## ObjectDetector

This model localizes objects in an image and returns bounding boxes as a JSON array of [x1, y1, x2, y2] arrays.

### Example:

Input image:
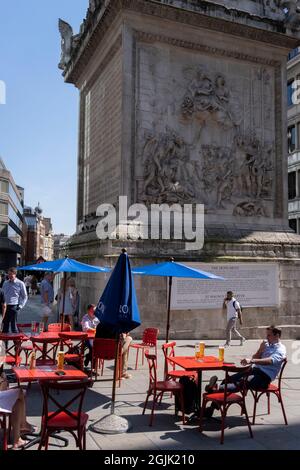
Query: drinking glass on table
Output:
[[39, 322, 45, 334], [31, 321, 37, 335], [199, 342, 205, 358], [194, 343, 200, 359], [218, 346, 225, 362]]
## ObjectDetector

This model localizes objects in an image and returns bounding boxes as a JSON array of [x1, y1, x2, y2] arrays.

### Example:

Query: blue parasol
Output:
[[91, 249, 141, 434], [132, 259, 224, 343], [19, 257, 110, 330]]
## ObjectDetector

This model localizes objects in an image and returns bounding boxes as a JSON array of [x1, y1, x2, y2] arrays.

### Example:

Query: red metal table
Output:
[[13, 365, 88, 382]]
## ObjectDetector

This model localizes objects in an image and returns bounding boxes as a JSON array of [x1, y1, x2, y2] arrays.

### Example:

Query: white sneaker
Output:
[[240, 337, 246, 346], [224, 343, 230, 348]]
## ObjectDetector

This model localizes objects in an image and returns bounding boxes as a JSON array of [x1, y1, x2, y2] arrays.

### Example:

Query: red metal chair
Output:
[[129, 328, 159, 370], [38, 379, 89, 450], [162, 342, 197, 381], [58, 332, 88, 370], [0, 334, 23, 367], [17, 324, 34, 366], [142, 352, 185, 426], [251, 358, 288, 425], [30, 336, 61, 366], [199, 365, 253, 444], [91, 338, 122, 387]]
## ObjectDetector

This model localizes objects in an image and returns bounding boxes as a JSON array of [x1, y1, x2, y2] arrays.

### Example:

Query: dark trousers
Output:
[[84, 340, 93, 366], [2, 305, 19, 333], [219, 367, 271, 392]]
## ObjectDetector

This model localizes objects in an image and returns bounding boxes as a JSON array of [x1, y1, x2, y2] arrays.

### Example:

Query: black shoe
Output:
[[84, 356, 90, 367], [205, 375, 218, 393]]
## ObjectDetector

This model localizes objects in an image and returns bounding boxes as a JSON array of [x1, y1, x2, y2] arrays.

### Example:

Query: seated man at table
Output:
[[81, 304, 100, 368], [95, 323, 133, 379], [204, 326, 286, 417], [0, 365, 36, 449]]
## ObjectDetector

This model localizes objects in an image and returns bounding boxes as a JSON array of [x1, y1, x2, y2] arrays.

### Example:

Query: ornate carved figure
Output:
[[283, 0, 300, 28], [181, 67, 238, 128], [58, 19, 74, 70], [263, 0, 286, 21], [58, 19, 80, 70], [142, 127, 201, 204], [233, 201, 266, 217]]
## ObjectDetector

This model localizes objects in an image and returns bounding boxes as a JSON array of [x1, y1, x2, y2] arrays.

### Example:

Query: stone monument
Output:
[[59, 0, 300, 339]]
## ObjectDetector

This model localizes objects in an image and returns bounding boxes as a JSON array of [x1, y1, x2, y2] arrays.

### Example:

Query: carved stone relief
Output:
[[136, 45, 276, 218], [140, 127, 202, 204]]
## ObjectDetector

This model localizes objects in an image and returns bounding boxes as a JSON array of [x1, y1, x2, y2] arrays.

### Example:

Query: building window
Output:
[[288, 125, 296, 153], [288, 171, 296, 200], [0, 202, 8, 215], [289, 218, 297, 232], [0, 223, 8, 237], [0, 179, 9, 193], [288, 80, 294, 106]]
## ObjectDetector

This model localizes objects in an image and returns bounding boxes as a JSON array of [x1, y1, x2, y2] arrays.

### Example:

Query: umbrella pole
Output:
[[60, 272, 67, 332], [110, 333, 120, 415], [90, 333, 132, 434], [164, 276, 172, 378], [166, 276, 172, 344]]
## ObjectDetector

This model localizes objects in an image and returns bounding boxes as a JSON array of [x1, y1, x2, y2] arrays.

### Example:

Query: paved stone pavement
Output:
[[2, 297, 300, 451]]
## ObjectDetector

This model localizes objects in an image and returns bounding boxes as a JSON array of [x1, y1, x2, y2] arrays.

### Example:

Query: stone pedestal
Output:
[[60, 0, 300, 339]]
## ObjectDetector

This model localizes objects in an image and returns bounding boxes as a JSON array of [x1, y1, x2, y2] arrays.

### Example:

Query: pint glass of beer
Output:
[[57, 351, 65, 370], [218, 346, 225, 362], [199, 342, 205, 358]]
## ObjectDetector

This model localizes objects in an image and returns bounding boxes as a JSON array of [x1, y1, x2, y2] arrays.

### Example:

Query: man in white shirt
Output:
[[81, 304, 100, 368], [223, 290, 245, 347]]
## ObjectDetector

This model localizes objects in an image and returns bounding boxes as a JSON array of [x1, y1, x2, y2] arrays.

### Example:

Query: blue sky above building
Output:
[[0, 0, 88, 234]]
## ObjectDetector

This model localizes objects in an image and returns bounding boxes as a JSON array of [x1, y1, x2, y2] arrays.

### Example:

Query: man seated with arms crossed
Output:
[[204, 326, 286, 416]]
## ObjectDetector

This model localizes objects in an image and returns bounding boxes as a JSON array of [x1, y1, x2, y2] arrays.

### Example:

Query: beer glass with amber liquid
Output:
[[218, 346, 225, 362], [57, 351, 65, 370], [199, 342, 205, 358]]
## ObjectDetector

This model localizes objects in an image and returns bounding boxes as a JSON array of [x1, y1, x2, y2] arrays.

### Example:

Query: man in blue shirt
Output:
[[204, 326, 286, 415], [2, 267, 28, 333]]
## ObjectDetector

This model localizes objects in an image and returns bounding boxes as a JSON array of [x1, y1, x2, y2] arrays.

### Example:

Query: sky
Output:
[[0, 0, 88, 235]]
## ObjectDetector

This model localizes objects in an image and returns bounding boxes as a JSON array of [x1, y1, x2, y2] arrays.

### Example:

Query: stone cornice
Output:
[[134, 30, 281, 67], [64, 0, 300, 85]]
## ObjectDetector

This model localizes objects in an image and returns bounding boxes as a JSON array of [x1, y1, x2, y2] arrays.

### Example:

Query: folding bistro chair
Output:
[[251, 358, 288, 425], [91, 338, 122, 387], [199, 365, 253, 444], [129, 328, 159, 370], [38, 379, 89, 450], [142, 352, 185, 426]]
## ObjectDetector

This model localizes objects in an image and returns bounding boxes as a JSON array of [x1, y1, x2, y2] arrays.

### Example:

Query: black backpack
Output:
[[175, 376, 198, 414]]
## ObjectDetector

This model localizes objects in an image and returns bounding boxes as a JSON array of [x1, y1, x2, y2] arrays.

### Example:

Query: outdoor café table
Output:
[[12, 365, 88, 449], [168, 355, 233, 413], [13, 364, 88, 383], [29, 331, 95, 359]]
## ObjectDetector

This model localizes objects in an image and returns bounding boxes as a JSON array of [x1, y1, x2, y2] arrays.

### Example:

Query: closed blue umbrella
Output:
[[91, 249, 141, 434], [132, 259, 224, 343], [95, 252, 141, 334], [19, 257, 110, 330]]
